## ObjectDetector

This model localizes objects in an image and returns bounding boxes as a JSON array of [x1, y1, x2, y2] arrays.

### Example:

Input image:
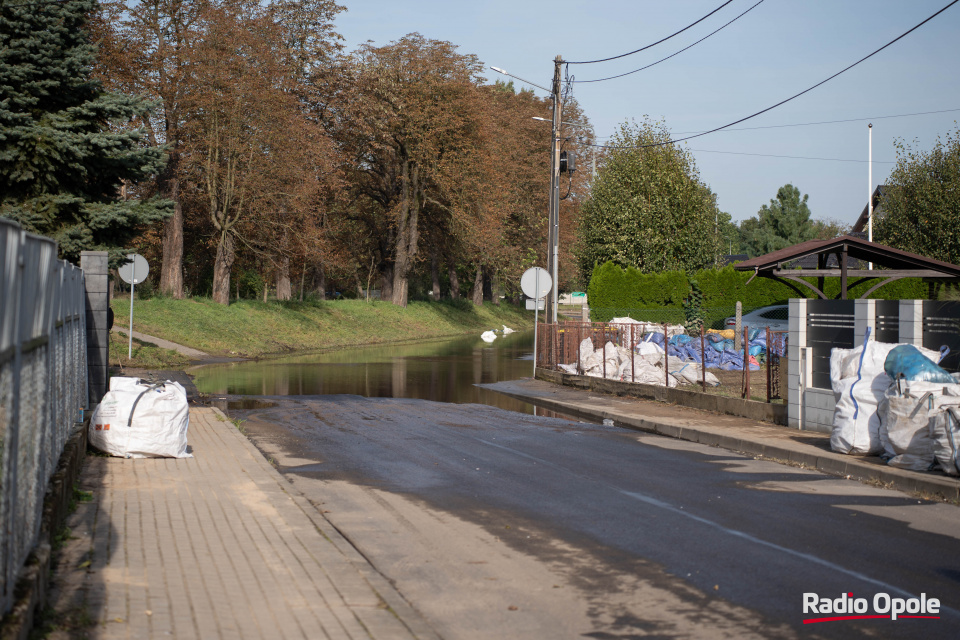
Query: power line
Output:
[[575, 0, 766, 84], [582, 140, 896, 164], [565, 0, 734, 65], [590, 106, 960, 140], [688, 149, 895, 164], [617, 0, 960, 150]]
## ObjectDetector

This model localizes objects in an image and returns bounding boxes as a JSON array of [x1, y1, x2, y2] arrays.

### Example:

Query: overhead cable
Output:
[[614, 0, 960, 150], [670, 107, 960, 134], [576, 0, 766, 84], [565, 0, 734, 65]]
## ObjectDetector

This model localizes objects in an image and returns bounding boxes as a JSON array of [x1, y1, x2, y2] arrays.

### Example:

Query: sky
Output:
[[333, 0, 960, 226]]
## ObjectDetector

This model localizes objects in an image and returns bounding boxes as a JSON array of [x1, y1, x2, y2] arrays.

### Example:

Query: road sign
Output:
[[118, 253, 149, 359], [118, 254, 149, 285], [525, 298, 545, 310], [520, 267, 551, 300]]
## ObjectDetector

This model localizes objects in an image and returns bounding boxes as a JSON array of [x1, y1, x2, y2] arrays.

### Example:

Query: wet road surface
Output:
[[229, 394, 960, 639]]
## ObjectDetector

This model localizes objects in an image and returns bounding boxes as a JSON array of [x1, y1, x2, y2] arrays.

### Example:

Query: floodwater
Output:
[[190, 330, 566, 416]]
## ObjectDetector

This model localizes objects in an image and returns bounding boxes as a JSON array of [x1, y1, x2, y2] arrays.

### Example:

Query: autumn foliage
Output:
[[91, 1, 589, 305]]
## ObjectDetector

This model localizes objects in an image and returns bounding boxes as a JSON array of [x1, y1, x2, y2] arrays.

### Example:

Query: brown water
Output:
[[191, 330, 568, 416]]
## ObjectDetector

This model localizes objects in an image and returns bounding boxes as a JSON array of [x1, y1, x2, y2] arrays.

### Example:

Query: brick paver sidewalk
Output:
[[46, 407, 437, 640]]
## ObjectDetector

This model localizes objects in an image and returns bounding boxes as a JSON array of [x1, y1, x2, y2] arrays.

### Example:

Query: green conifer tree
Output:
[[0, 0, 170, 262]]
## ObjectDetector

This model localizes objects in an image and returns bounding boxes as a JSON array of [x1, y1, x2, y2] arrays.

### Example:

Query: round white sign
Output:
[[520, 267, 552, 299], [117, 253, 150, 285]]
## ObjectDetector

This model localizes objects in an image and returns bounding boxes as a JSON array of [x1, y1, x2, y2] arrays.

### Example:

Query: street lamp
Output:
[[491, 61, 563, 324]]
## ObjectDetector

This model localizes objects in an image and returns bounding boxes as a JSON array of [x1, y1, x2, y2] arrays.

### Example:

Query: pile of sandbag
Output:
[[559, 338, 720, 388], [830, 338, 960, 476], [89, 377, 192, 458]]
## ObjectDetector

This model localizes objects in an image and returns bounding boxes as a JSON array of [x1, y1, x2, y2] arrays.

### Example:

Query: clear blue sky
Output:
[[335, 0, 960, 226]]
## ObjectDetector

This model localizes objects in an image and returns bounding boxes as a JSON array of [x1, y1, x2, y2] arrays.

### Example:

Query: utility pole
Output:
[[546, 55, 563, 324]]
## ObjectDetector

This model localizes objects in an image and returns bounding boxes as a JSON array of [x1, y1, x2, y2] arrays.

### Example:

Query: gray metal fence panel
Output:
[[806, 300, 855, 390], [923, 301, 960, 373], [0, 219, 87, 615]]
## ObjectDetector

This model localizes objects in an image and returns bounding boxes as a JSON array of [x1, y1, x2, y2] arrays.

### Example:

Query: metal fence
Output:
[[0, 218, 87, 615], [536, 320, 788, 403]]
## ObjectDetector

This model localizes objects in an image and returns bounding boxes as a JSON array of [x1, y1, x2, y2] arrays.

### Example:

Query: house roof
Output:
[[852, 185, 890, 233]]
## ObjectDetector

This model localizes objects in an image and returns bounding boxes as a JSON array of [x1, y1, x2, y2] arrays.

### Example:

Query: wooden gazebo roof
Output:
[[733, 235, 960, 299]]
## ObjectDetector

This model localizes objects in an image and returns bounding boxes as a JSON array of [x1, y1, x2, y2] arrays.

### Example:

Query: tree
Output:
[[739, 184, 817, 257], [575, 118, 721, 278], [876, 127, 960, 264], [0, 0, 170, 262]]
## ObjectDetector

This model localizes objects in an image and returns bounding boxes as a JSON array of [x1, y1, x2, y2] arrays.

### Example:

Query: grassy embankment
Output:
[[109, 297, 533, 368]]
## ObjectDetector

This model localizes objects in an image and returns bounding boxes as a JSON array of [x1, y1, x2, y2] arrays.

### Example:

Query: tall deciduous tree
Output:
[[0, 0, 170, 262], [575, 118, 720, 278], [876, 128, 960, 264], [335, 34, 490, 306]]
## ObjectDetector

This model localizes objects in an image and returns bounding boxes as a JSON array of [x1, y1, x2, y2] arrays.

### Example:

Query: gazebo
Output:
[[732, 234, 960, 299]]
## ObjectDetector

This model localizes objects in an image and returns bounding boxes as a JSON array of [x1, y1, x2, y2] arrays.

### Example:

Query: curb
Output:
[[0, 422, 88, 640], [490, 385, 960, 503]]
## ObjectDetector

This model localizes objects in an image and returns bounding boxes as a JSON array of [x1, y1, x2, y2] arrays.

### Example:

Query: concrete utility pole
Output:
[[546, 55, 563, 324]]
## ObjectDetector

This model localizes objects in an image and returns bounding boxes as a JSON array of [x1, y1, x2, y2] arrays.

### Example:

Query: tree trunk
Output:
[[491, 269, 500, 306], [159, 179, 184, 298], [380, 265, 394, 301], [471, 265, 483, 306], [212, 231, 235, 305], [299, 263, 305, 302], [276, 256, 292, 301], [314, 264, 326, 300], [431, 252, 441, 299], [448, 264, 460, 300], [391, 159, 420, 307]]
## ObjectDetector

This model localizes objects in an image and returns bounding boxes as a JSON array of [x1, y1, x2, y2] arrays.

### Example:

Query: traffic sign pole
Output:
[[128, 260, 136, 358]]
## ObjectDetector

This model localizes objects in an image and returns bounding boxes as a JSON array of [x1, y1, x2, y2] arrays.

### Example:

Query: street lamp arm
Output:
[[489, 66, 551, 93]]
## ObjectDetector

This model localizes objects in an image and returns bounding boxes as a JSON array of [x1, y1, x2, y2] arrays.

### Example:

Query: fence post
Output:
[[742, 326, 750, 399], [766, 327, 772, 403], [631, 324, 636, 383], [663, 322, 669, 388], [81, 251, 109, 408], [700, 325, 706, 392]]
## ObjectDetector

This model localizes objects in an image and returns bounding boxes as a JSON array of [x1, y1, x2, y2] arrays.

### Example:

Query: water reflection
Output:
[[191, 331, 571, 417]]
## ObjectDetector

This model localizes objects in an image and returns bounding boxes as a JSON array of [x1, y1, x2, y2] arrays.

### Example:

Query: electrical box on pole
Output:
[[560, 150, 575, 173]]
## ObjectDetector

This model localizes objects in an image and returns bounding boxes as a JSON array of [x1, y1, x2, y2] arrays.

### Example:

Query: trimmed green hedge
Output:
[[587, 262, 929, 322]]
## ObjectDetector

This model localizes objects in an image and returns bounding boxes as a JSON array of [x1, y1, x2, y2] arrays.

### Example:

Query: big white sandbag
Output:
[[90, 377, 192, 458], [934, 406, 960, 476], [879, 380, 960, 471], [830, 375, 888, 455], [828, 339, 934, 456]]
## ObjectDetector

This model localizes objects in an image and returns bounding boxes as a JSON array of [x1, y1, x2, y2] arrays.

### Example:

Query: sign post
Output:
[[520, 267, 553, 377], [117, 253, 150, 359]]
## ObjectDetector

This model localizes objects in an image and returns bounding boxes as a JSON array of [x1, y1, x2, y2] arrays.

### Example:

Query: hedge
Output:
[[587, 262, 930, 322]]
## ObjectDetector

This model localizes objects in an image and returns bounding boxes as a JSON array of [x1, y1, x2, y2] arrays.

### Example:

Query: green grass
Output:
[[110, 330, 190, 369], [111, 297, 533, 360]]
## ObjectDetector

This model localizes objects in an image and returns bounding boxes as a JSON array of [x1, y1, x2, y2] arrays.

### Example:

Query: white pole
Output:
[[128, 256, 135, 358], [868, 123, 873, 270], [533, 271, 539, 377]]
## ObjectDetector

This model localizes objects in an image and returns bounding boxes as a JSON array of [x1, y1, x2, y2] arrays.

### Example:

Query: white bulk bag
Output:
[[879, 380, 960, 471], [90, 377, 192, 458], [934, 406, 960, 476]]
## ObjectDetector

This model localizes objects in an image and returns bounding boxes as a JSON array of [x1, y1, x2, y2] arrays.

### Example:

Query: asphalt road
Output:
[[230, 395, 960, 639]]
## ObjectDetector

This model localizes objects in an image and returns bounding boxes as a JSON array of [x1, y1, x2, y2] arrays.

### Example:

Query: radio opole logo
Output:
[[803, 592, 940, 624]]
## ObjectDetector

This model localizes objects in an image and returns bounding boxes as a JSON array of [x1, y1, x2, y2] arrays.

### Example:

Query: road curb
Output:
[[490, 383, 960, 503]]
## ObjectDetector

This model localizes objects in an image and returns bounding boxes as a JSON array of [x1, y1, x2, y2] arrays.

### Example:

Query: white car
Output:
[[724, 305, 789, 334]]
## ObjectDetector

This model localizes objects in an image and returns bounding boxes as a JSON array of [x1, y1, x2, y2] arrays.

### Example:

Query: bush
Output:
[[587, 261, 930, 320]]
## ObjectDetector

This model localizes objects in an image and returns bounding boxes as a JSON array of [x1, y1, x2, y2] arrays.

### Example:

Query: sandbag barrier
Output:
[[536, 320, 788, 402]]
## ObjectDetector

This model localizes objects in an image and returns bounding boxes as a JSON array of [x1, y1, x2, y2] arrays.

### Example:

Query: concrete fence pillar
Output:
[[898, 299, 923, 346], [787, 298, 810, 429], [854, 299, 876, 342], [81, 251, 109, 408]]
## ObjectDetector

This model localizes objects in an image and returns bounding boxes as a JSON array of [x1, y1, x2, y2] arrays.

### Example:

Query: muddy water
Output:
[[190, 330, 564, 416]]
